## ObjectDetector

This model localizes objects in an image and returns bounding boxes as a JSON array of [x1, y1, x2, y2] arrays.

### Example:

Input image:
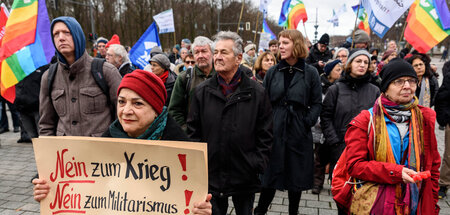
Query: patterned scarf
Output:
[[418, 77, 431, 107], [218, 69, 242, 97], [372, 95, 424, 214], [109, 107, 168, 140]]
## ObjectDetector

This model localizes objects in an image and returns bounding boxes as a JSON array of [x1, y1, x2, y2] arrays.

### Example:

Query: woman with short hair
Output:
[[254, 29, 322, 215]]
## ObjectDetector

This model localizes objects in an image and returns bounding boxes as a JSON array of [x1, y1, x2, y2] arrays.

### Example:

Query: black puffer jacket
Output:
[[306, 43, 333, 75], [320, 73, 380, 145], [187, 69, 273, 196]]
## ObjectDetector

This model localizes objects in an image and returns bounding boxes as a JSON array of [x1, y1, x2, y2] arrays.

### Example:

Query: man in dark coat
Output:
[[187, 31, 273, 215], [306, 33, 332, 75]]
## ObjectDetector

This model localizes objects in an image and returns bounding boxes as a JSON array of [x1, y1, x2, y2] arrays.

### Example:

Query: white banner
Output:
[[258, 32, 272, 51], [259, 0, 271, 17], [361, 0, 414, 38], [153, 9, 175, 34]]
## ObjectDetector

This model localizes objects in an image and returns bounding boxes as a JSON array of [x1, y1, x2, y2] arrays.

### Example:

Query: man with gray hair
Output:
[[187, 31, 273, 215], [105, 44, 134, 77], [169, 36, 216, 129]]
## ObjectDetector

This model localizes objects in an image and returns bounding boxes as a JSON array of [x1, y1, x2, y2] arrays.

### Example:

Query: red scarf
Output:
[[158, 71, 169, 83]]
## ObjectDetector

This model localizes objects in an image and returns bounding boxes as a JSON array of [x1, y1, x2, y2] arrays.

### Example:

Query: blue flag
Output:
[[434, 0, 450, 30], [278, 0, 291, 27], [129, 22, 161, 69]]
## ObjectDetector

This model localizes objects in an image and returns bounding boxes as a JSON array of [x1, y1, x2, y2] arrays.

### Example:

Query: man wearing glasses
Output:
[[169, 36, 217, 130]]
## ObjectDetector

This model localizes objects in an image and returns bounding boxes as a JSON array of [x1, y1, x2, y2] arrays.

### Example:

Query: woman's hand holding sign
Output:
[[32, 178, 50, 202]]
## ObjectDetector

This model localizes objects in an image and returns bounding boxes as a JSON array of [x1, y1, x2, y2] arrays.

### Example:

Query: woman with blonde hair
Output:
[[252, 52, 276, 84], [254, 29, 322, 215]]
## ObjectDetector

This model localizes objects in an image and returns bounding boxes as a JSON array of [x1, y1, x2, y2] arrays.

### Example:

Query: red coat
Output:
[[344, 106, 441, 214]]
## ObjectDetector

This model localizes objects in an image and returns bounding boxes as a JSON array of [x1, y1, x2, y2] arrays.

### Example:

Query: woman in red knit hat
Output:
[[32, 69, 212, 214]]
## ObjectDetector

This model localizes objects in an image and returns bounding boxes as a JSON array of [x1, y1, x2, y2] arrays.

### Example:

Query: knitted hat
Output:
[[149, 54, 171, 71], [324, 59, 341, 76], [318, 33, 330, 45], [382, 49, 396, 61], [379, 58, 418, 93], [346, 48, 371, 67], [244, 44, 256, 53], [353, 30, 370, 44], [118, 70, 167, 114], [173, 44, 181, 52], [182, 38, 191, 45], [150, 46, 163, 58], [105, 34, 120, 49], [96, 37, 108, 44]]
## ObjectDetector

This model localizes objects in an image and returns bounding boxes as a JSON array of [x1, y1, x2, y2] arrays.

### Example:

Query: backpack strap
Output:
[[47, 63, 58, 98], [91, 58, 109, 101], [91, 58, 115, 118]]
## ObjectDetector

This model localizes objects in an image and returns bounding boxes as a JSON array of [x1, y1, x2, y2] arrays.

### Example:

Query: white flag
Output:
[[259, 0, 271, 17], [153, 9, 175, 34], [361, 0, 414, 38]]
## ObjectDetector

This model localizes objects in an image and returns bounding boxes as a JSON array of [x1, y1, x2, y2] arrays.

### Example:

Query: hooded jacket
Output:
[[39, 17, 122, 137]]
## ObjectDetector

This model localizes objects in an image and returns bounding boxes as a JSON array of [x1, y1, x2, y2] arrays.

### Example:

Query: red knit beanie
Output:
[[117, 69, 167, 114], [105, 34, 120, 49]]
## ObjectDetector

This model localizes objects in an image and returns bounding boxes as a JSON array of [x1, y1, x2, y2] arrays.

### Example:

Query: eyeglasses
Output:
[[412, 63, 424, 68], [337, 55, 348, 59], [185, 61, 195, 65], [392, 78, 418, 87]]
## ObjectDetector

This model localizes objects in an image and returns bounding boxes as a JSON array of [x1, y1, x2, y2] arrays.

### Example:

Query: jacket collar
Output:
[[277, 58, 306, 72]]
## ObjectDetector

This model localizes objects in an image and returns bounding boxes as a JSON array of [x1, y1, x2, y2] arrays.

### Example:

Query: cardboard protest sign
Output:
[[33, 136, 208, 215]]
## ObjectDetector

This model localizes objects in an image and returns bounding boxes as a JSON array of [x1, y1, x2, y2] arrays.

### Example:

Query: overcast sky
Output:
[[250, 0, 361, 40]]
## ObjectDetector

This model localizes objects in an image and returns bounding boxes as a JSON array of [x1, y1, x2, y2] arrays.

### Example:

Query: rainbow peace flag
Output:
[[262, 19, 277, 40], [352, 4, 370, 35], [404, 0, 450, 53], [287, 0, 307, 29], [0, 0, 54, 91]]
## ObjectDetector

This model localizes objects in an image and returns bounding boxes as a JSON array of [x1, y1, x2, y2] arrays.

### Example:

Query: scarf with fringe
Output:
[[371, 95, 424, 214]]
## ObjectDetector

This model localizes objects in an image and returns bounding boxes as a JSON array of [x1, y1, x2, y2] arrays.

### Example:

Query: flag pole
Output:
[[237, 0, 245, 33], [351, 1, 361, 49], [173, 32, 177, 46], [253, 11, 261, 44], [303, 23, 308, 39]]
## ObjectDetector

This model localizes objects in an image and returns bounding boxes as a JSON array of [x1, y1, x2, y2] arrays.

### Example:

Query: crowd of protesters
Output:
[[0, 14, 446, 215]]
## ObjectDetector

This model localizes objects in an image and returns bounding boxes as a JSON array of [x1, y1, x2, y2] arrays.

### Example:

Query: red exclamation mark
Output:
[[184, 190, 193, 214], [178, 154, 188, 181]]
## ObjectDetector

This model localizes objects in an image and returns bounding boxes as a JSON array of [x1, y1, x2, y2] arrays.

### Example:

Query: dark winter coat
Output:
[[436, 70, 450, 126], [320, 73, 380, 146], [187, 69, 273, 196], [262, 59, 322, 191], [320, 75, 333, 94], [15, 64, 48, 112], [102, 114, 189, 141], [415, 75, 439, 107], [165, 70, 177, 107], [118, 62, 135, 77], [306, 43, 333, 75]]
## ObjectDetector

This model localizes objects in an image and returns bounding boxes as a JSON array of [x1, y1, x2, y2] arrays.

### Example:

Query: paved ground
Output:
[[0, 58, 449, 214]]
